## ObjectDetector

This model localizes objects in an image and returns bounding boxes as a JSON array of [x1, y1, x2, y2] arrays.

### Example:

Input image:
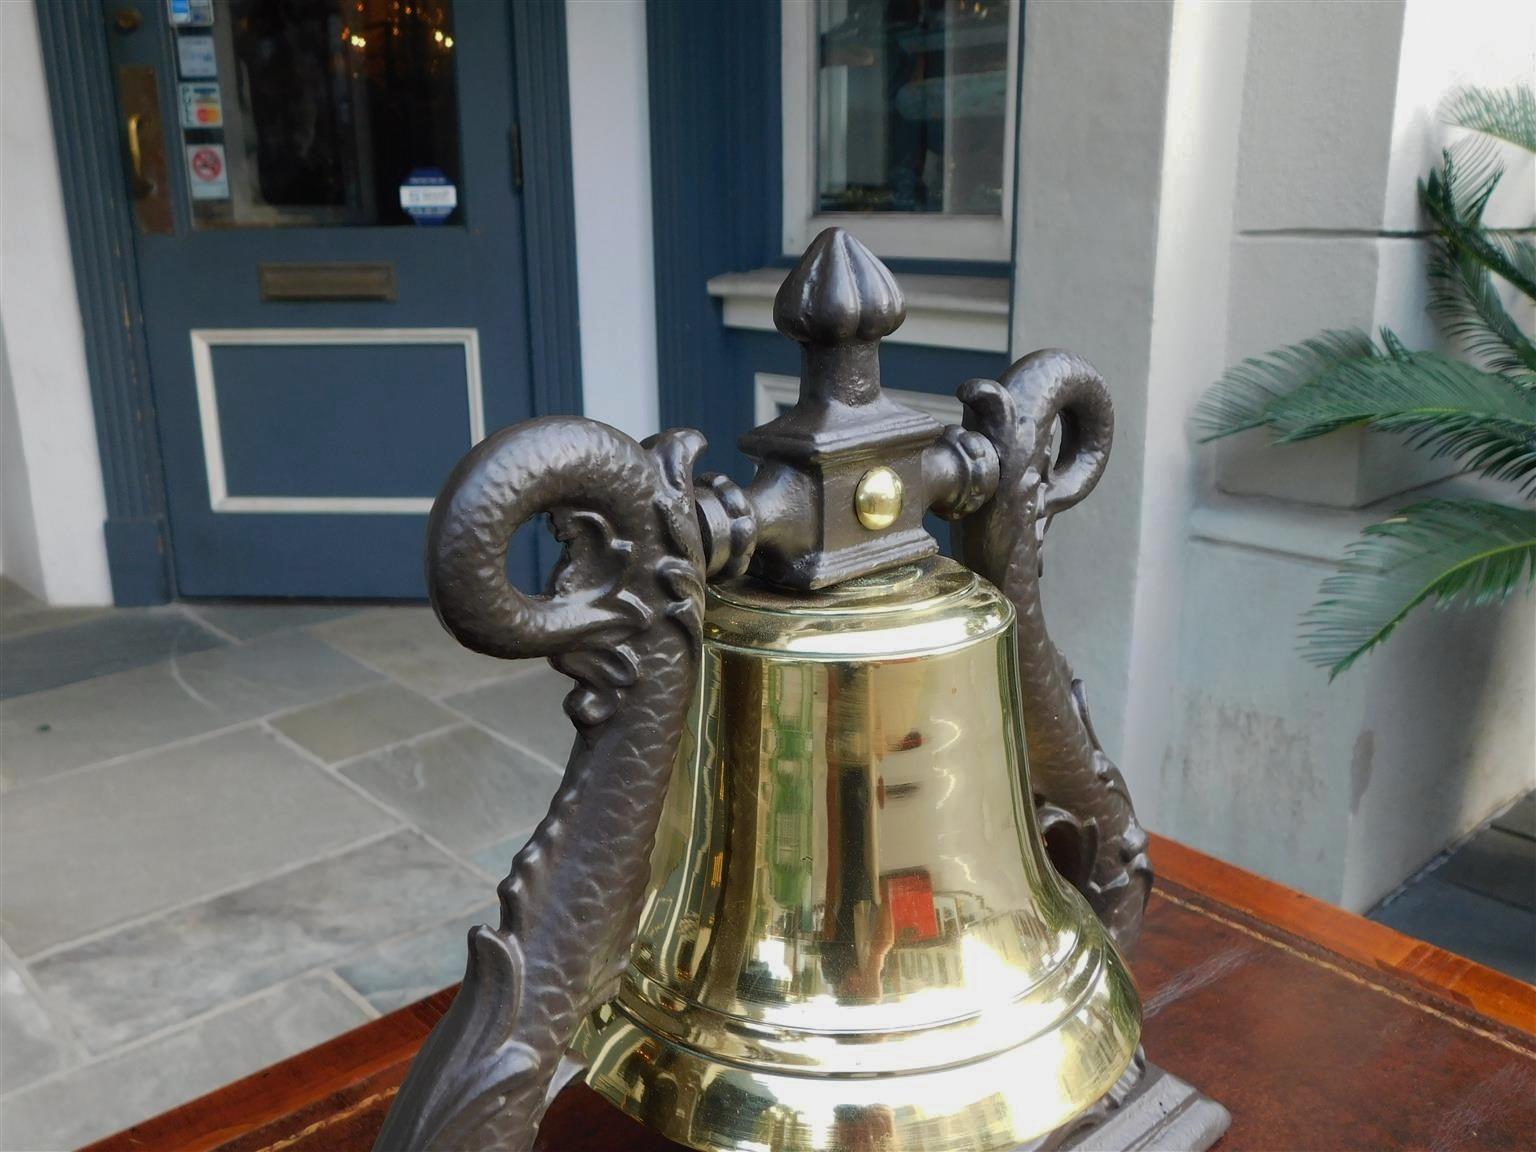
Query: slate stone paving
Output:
[[0, 579, 563, 1150], [1369, 790, 1536, 984]]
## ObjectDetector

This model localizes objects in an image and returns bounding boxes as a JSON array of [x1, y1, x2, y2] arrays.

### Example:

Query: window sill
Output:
[[705, 268, 1010, 354]]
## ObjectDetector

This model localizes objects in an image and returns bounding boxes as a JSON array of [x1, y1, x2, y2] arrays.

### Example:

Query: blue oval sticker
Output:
[[399, 167, 457, 226]]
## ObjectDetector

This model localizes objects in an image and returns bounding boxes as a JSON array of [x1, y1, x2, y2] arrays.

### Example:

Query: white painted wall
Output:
[[1012, 0, 1535, 908], [1378, 0, 1535, 357], [1, 322, 44, 593], [1119, 0, 1252, 832], [1009, 0, 1176, 762], [1155, 0, 1534, 907], [0, 2, 113, 605], [1383, 0, 1535, 232], [565, 0, 660, 440], [1219, 0, 1535, 507], [1216, 0, 1415, 509], [1165, 489, 1535, 910]]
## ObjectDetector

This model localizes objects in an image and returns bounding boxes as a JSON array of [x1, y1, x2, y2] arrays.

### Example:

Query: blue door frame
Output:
[[646, 0, 1017, 486], [35, 0, 581, 604]]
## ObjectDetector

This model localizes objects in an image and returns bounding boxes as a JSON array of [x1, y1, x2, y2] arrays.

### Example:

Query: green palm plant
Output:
[[1195, 84, 1536, 679]]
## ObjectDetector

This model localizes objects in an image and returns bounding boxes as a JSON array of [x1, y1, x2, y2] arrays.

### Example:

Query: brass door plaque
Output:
[[258, 262, 398, 302]]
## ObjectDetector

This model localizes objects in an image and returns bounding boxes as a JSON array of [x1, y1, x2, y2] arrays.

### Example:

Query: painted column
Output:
[[1010, 0, 1535, 909], [1, 2, 115, 605], [565, 0, 659, 440]]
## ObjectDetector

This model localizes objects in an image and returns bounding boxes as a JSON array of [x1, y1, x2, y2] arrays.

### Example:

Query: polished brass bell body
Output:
[[574, 557, 1141, 1152]]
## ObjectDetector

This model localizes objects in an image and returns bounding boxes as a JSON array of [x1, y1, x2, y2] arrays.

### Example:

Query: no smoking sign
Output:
[[186, 143, 229, 200]]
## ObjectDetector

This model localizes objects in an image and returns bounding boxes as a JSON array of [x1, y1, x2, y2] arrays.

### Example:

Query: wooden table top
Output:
[[89, 834, 1536, 1152]]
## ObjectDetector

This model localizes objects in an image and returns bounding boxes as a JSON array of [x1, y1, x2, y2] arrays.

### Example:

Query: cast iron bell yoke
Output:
[[374, 229, 1198, 1152]]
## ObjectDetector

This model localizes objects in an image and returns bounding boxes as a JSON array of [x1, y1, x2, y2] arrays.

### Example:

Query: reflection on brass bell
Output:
[[376, 230, 1229, 1152], [575, 563, 1140, 1149]]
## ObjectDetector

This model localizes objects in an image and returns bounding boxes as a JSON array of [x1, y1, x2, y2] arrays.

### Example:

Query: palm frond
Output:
[[1421, 147, 1536, 301], [1426, 237, 1536, 374], [1442, 84, 1536, 154], [1261, 352, 1536, 490], [1444, 137, 1505, 224], [1302, 499, 1536, 677], [1192, 330, 1376, 441], [1378, 327, 1414, 360], [1425, 139, 1536, 291], [1497, 233, 1536, 286], [1418, 136, 1536, 373]]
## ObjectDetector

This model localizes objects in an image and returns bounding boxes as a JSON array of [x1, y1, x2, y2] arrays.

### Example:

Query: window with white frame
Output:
[[783, 0, 1019, 263]]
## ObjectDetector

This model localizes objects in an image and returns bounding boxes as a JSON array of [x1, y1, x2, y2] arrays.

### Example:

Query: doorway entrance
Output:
[[102, 0, 540, 598]]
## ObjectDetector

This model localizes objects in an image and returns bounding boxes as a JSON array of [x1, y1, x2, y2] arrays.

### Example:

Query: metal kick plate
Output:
[[258, 262, 397, 302]]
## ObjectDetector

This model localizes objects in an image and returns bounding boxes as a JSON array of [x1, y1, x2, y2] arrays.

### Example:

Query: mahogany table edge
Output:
[[83, 833, 1536, 1152]]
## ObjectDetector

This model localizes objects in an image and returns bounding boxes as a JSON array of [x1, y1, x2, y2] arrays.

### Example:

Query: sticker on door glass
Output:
[[178, 82, 223, 129], [176, 36, 218, 79], [186, 143, 230, 200], [399, 168, 457, 226], [167, 0, 214, 27]]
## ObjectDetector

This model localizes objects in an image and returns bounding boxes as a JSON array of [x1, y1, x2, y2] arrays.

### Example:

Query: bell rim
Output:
[[573, 936, 1141, 1152], [612, 911, 1125, 1077]]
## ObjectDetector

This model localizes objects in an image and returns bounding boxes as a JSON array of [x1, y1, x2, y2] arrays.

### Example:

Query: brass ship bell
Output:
[[377, 230, 1228, 1152]]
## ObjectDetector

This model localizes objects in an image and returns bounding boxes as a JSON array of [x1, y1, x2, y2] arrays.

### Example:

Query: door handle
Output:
[[126, 112, 150, 194], [117, 66, 172, 234]]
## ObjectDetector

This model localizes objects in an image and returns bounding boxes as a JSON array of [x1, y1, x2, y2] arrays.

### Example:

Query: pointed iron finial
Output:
[[722, 228, 950, 587], [774, 227, 905, 347], [755, 228, 910, 412], [690, 227, 998, 589]]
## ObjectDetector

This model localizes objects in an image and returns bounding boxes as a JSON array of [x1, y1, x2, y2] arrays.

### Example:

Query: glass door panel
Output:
[[172, 0, 463, 229]]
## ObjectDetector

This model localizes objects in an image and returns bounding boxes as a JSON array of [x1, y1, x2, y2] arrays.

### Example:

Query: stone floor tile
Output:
[[0, 976, 365, 1152], [311, 607, 527, 698], [1370, 876, 1536, 984], [0, 953, 73, 1096], [444, 667, 574, 765], [1493, 791, 1536, 842], [0, 610, 225, 701], [184, 602, 362, 642], [0, 579, 107, 641], [270, 682, 457, 764], [335, 902, 498, 1013], [0, 629, 381, 784], [1436, 825, 1536, 911], [339, 726, 559, 857], [1, 728, 396, 958], [29, 832, 479, 1053]]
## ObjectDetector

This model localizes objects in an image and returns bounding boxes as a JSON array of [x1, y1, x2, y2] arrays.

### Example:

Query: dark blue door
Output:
[[105, 0, 536, 598]]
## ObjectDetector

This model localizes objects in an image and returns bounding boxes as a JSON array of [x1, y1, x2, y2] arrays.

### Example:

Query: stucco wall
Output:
[[1013, 0, 1534, 907], [565, 0, 660, 440], [1121, 0, 1253, 832], [1009, 0, 1176, 764], [1157, 0, 1536, 908], [0, 1, 113, 604], [1, 322, 44, 595], [1165, 493, 1535, 909]]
